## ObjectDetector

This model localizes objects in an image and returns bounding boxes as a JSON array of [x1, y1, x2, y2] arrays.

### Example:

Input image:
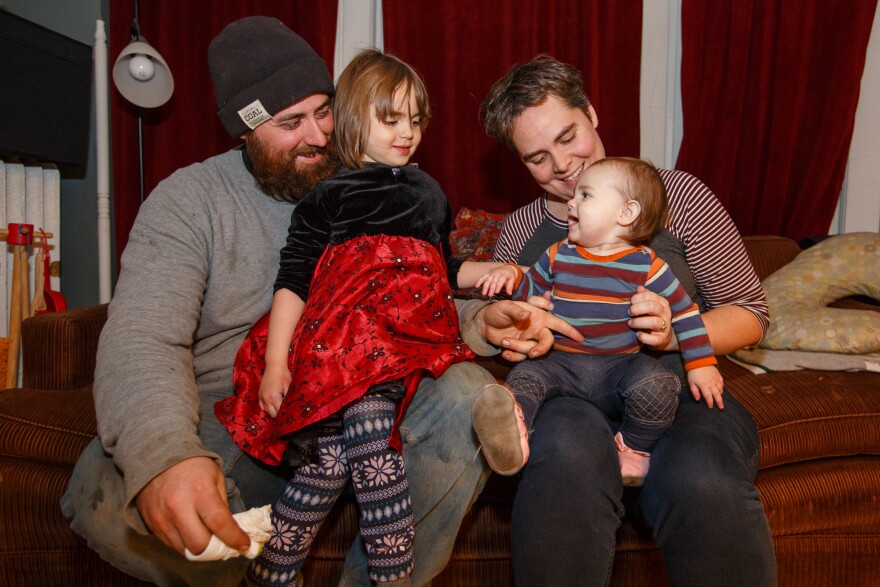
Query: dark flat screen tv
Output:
[[0, 10, 92, 167]]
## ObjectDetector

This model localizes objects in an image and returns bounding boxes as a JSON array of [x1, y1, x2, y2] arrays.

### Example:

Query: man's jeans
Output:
[[61, 361, 493, 587]]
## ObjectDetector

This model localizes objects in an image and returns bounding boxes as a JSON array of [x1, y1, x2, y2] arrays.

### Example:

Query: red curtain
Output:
[[383, 0, 642, 215], [676, 0, 877, 241], [109, 2, 337, 262]]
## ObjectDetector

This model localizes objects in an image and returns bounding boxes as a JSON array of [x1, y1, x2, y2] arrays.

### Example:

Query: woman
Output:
[[473, 55, 776, 586]]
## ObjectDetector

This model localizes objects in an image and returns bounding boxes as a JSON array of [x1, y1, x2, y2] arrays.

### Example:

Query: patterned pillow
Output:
[[449, 208, 507, 299], [760, 232, 880, 353], [450, 207, 507, 261]]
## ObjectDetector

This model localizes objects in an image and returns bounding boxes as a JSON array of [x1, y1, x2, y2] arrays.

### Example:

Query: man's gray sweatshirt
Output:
[[94, 148, 294, 530]]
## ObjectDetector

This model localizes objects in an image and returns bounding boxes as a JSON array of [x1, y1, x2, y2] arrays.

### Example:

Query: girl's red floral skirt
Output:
[[215, 235, 474, 465]]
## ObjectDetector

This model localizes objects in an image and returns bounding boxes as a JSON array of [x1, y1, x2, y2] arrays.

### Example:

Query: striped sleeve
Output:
[[513, 244, 556, 301], [493, 197, 546, 263], [645, 255, 717, 370], [660, 169, 770, 338]]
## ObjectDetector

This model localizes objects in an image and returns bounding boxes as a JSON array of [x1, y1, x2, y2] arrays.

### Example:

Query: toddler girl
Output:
[[216, 49, 501, 586]]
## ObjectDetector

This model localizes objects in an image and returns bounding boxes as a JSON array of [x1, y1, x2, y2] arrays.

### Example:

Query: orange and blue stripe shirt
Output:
[[512, 241, 717, 372]]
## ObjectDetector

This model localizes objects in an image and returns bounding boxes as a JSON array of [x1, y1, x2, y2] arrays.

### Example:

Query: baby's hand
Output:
[[687, 365, 724, 409], [476, 265, 519, 298], [258, 364, 291, 418]]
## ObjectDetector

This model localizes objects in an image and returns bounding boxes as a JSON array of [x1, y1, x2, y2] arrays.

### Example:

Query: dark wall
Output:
[[0, 10, 92, 166], [1, 0, 110, 310]]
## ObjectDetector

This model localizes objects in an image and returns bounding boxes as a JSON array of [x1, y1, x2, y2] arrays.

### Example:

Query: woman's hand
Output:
[[629, 285, 674, 350]]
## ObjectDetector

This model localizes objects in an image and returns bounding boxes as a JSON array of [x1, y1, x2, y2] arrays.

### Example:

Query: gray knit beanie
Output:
[[208, 16, 335, 138]]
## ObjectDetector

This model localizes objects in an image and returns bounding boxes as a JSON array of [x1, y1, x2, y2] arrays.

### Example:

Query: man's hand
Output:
[[475, 296, 583, 362], [629, 285, 674, 350], [135, 456, 249, 557]]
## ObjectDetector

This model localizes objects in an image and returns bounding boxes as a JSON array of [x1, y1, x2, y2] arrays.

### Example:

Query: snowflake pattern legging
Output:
[[244, 394, 414, 586]]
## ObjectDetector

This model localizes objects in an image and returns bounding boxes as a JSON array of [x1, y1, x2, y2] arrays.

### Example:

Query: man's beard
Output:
[[246, 133, 340, 203]]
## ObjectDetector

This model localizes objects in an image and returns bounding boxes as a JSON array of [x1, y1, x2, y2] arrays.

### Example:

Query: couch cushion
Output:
[[742, 235, 802, 281], [21, 304, 107, 390], [0, 456, 149, 586], [719, 357, 880, 468], [758, 456, 880, 535], [0, 386, 96, 466]]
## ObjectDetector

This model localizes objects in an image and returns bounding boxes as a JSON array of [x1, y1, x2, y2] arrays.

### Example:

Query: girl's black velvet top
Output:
[[275, 162, 463, 301]]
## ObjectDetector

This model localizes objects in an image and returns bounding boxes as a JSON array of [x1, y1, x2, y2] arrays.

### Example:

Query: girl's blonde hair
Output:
[[333, 49, 431, 168]]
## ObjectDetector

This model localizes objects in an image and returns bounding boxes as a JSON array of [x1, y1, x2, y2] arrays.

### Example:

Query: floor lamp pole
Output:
[[95, 19, 112, 304]]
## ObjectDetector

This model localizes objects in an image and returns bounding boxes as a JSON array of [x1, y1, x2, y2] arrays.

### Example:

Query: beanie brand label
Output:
[[238, 100, 272, 130]]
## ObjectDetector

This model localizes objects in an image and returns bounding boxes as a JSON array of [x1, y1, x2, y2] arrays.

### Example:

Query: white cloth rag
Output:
[[184, 504, 273, 561]]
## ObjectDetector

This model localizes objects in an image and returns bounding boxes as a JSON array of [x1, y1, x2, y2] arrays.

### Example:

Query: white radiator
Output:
[[0, 158, 62, 339]]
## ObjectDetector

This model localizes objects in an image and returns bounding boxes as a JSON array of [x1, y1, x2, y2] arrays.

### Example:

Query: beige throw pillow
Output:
[[760, 232, 880, 354]]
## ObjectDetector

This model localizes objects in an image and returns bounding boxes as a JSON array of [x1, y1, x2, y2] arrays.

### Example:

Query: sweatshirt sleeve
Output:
[[455, 298, 500, 357], [94, 177, 221, 533]]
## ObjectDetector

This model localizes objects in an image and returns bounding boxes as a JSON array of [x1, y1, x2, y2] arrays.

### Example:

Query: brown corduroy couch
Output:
[[2, 235, 879, 586]]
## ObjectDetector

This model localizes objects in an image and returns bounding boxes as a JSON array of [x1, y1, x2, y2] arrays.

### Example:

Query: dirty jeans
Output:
[[61, 361, 493, 587]]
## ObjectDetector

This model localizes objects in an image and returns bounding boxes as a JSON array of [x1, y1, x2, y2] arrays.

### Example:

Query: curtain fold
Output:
[[109, 2, 337, 263], [382, 0, 642, 215], [676, 0, 877, 241]]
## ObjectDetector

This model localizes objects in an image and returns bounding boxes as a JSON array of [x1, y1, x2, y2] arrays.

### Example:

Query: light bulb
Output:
[[128, 54, 155, 81]]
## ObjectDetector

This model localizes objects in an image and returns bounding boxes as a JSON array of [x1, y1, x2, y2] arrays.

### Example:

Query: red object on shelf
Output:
[[34, 228, 67, 315], [6, 223, 33, 246]]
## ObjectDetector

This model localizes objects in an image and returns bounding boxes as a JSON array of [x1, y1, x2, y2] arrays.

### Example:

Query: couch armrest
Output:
[[0, 385, 96, 466], [21, 304, 108, 390]]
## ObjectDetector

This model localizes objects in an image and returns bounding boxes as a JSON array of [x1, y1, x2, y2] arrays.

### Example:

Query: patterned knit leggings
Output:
[[244, 395, 414, 586]]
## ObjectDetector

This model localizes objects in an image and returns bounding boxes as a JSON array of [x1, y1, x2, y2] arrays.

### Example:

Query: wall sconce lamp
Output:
[[94, 4, 174, 302], [111, 19, 174, 108]]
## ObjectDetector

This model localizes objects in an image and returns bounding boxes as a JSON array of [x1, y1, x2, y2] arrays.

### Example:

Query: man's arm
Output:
[[94, 180, 248, 555], [136, 457, 249, 555]]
